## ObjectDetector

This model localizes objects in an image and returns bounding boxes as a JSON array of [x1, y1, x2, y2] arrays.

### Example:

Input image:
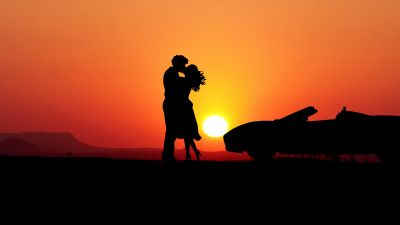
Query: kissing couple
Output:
[[162, 55, 206, 162]]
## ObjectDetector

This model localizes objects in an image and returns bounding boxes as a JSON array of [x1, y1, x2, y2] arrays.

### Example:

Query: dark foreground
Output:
[[1, 156, 396, 221], [2, 156, 399, 216], [1, 156, 399, 187]]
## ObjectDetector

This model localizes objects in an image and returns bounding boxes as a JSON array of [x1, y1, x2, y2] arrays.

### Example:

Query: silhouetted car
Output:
[[223, 106, 400, 162]]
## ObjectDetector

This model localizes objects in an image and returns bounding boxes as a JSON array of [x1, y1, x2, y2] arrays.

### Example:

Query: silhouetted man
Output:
[[162, 55, 188, 161]]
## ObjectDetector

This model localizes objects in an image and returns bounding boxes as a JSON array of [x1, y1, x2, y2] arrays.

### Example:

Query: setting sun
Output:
[[203, 116, 228, 138]]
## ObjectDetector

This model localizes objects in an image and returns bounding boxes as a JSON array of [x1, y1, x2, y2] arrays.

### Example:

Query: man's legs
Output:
[[162, 101, 176, 161], [162, 134, 176, 161]]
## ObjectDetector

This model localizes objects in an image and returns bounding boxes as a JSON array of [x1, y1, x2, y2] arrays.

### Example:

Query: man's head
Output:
[[171, 55, 188, 72]]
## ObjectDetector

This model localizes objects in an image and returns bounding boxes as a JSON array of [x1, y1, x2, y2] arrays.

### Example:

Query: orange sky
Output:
[[1, 0, 400, 151]]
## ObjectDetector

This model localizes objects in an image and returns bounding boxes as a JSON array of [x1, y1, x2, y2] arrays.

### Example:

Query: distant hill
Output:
[[0, 137, 41, 156], [0, 132, 376, 162], [0, 132, 97, 154], [0, 132, 251, 161]]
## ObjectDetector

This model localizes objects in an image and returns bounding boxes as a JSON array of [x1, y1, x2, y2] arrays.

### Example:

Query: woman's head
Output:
[[185, 64, 206, 92]]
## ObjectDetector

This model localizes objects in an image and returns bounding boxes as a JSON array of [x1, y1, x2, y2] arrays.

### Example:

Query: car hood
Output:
[[224, 121, 274, 152]]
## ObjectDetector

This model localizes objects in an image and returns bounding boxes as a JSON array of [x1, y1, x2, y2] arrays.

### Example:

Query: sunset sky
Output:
[[1, 0, 400, 151]]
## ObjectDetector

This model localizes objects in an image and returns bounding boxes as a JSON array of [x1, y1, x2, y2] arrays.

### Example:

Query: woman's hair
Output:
[[185, 64, 206, 92]]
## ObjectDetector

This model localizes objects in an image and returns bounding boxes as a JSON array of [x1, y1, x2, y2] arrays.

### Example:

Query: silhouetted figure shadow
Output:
[[162, 56, 206, 162], [162, 55, 188, 162], [178, 64, 206, 161]]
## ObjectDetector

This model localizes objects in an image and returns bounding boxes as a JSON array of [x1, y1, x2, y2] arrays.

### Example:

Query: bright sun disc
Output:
[[203, 116, 228, 137]]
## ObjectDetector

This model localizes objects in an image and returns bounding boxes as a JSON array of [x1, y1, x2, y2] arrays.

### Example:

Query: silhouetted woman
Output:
[[176, 64, 206, 160]]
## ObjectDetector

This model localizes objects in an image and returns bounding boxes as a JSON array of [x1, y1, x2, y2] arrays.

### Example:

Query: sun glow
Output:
[[203, 116, 228, 138]]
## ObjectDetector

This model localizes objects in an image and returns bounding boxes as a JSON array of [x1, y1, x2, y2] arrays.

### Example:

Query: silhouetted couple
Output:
[[162, 55, 206, 162]]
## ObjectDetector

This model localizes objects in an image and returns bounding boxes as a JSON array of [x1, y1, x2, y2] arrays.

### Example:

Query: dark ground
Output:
[[1, 156, 399, 215], [1, 156, 398, 188]]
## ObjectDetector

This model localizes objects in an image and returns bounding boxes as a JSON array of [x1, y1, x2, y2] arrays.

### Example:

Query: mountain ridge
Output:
[[0, 132, 250, 161]]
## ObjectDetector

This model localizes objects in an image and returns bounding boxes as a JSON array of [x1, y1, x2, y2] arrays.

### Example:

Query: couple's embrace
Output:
[[162, 55, 206, 162]]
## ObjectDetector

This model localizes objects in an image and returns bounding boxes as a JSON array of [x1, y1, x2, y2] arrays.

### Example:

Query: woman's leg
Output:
[[189, 107, 201, 141], [184, 137, 192, 160], [190, 139, 201, 160]]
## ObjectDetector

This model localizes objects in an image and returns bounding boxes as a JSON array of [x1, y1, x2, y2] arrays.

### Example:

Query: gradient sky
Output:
[[1, 0, 400, 150]]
